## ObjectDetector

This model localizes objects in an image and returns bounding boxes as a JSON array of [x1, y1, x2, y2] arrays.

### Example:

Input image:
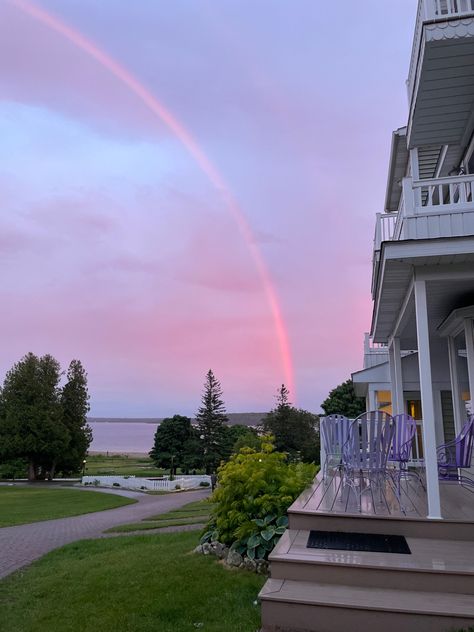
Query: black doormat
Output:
[[307, 530, 411, 554]]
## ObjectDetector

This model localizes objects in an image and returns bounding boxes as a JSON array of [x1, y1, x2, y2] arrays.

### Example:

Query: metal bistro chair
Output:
[[342, 411, 396, 511], [320, 415, 351, 484], [437, 416, 474, 492], [389, 414, 426, 495]]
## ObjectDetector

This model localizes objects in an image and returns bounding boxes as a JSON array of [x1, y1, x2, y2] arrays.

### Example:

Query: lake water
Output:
[[89, 421, 159, 454]]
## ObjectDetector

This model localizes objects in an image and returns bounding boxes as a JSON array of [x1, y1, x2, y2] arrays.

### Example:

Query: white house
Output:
[[260, 3, 474, 630]]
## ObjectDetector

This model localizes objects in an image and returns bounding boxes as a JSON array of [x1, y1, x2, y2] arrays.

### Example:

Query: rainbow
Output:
[[10, 0, 295, 398]]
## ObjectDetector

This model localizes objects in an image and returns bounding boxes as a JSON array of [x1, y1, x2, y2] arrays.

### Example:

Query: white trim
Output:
[[448, 335, 465, 435], [464, 318, 474, 411], [414, 277, 442, 519]]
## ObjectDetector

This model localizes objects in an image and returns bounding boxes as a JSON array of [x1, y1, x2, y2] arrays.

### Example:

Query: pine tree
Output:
[[0, 353, 68, 480], [58, 360, 92, 476], [196, 369, 229, 473], [263, 384, 320, 463]]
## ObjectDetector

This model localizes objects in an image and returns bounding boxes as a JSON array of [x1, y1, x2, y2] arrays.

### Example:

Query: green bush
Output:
[[199, 481, 210, 487], [204, 437, 316, 547]]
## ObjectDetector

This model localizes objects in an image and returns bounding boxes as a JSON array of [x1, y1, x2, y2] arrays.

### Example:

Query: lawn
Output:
[[0, 487, 135, 527], [0, 531, 265, 632], [84, 454, 166, 478], [105, 498, 213, 533]]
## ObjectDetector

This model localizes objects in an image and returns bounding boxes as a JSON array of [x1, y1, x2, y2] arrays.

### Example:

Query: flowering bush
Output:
[[202, 437, 316, 552]]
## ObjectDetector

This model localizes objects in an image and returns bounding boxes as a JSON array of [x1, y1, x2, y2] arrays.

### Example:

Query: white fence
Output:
[[81, 474, 211, 492]]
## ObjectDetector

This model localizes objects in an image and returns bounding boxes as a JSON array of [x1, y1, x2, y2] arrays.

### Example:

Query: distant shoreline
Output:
[[88, 413, 268, 426]]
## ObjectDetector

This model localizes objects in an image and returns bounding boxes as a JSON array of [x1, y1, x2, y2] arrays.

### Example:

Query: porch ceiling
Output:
[[371, 236, 474, 344], [409, 29, 474, 148], [397, 277, 474, 348]]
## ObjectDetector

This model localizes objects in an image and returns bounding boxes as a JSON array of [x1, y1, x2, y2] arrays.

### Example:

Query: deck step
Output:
[[260, 578, 474, 632], [288, 508, 474, 540], [269, 529, 474, 594]]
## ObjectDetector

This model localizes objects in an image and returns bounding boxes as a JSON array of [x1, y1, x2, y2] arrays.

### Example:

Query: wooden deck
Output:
[[292, 469, 474, 521]]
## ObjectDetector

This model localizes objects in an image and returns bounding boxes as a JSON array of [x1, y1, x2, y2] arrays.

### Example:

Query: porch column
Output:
[[414, 278, 442, 519], [368, 386, 376, 412], [464, 318, 474, 418], [389, 337, 404, 416], [447, 336, 464, 434]]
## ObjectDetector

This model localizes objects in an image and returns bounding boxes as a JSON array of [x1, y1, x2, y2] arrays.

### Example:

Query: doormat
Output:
[[307, 530, 411, 554]]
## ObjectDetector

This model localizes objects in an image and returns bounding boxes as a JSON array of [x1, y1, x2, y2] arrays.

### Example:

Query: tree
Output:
[[196, 369, 229, 473], [149, 415, 196, 476], [57, 360, 92, 476], [320, 379, 365, 418], [0, 353, 68, 480], [262, 384, 320, 463]]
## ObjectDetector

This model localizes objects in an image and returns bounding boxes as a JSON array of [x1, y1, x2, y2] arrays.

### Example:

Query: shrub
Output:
[[112, 482, 120, 487], [175, 484, 181, 490], [199, 481, 210, 487], [204, 437, 316, 547]]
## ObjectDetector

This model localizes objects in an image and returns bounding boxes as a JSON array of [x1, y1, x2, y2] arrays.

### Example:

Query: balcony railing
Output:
[[407, 0, 474, 104], [374, 173, 474, 252]]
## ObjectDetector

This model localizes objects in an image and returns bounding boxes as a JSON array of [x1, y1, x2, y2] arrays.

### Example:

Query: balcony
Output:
[[407, 0, 474, 147], [372, 173, 474, 297], [375, 173, 474, 249]]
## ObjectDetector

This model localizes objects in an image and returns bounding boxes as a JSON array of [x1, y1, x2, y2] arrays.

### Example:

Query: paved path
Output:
[[0, 487, 209, 579]]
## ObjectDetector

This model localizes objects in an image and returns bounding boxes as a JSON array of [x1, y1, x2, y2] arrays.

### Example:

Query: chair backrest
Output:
[[390, 414, 417, 462], [344, 411, 395, 471], [456, 416, 474, 468], [321, 415, 351, 456]]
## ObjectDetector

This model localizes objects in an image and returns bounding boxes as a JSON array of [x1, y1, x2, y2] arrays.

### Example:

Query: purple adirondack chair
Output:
[[320, 415, 351, 483], [342, 411, 396, 510], [389, 414, 425, 493], [437, 416, 474, 492]]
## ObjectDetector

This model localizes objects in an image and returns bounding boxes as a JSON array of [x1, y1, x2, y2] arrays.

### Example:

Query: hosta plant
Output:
[[232, 515, 289, 560]]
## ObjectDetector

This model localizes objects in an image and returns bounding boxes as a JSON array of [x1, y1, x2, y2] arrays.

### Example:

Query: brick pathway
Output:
[[0, 487, 209, 579]]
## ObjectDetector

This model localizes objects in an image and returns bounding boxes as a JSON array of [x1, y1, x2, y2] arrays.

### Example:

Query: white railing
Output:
[[374, 212, 397, 251], [413, 173, 474, 211], [409, 420, 425, 467], [407, 0, 474, 103], [373, 175, 474, 251], [82, 474, 211, 491]]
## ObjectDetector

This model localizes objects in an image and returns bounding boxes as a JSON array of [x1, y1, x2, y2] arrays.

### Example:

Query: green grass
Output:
[[105, 516, 208, 533], [0, 531, 265, 632], [0, 487, 135, 527], [84, 454, 166, 478], [105, 498, 213, 534]]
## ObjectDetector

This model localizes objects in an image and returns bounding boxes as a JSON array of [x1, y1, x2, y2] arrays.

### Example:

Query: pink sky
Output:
[[0, 1, 416, 416]]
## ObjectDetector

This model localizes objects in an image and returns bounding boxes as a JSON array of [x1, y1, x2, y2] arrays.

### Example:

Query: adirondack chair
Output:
[[389, 414, 426, 494], [437, 416, 474, 492], [320, 415, 351, 483], [342, 411, 396, 510]]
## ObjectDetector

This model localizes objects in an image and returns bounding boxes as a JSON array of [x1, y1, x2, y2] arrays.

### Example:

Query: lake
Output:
[[89, 421, 159, 454]]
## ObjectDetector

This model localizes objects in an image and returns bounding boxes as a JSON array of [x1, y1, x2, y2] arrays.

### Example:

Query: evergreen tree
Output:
[[262, 384, 320, 463], [57, 360, 92, 476], [0, 353, 68, 480], [196, 369, 228, 473], [149, 415, 196, 476], [320, 379, 365, 418]]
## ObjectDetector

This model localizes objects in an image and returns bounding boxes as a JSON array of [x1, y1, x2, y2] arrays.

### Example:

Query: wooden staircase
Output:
[[259, 486, 474, 632]]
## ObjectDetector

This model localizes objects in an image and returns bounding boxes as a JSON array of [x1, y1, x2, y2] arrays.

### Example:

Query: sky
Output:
[[0, 0, 417, 417]]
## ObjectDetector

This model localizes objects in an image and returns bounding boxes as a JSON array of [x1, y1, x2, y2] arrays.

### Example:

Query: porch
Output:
[[260, 471, 474, 632], [290, 469, 474, 531]]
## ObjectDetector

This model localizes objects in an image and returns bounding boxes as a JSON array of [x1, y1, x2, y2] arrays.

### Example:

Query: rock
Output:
[[244, 558, 257, 572], [226, 550, 243, 567], [211, 541, 226, 558], [256, 560, 269, 575], [193, 545, 203, 554], [202, 543, 212, 555]]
